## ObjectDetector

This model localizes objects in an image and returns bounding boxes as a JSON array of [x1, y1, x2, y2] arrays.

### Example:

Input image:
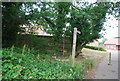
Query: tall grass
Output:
[[82, 59, 96, 70], [68, 55, 73, 66], [11, 45, 14, 54], [68, 55, 96, 79]]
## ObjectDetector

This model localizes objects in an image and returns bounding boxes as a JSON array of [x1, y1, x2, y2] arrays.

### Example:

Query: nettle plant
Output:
[[2, 46, 86, 79]]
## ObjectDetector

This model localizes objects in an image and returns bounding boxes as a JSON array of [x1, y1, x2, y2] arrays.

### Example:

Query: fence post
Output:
[[63, 36, 65, 55], [72, 28, 77, 67]]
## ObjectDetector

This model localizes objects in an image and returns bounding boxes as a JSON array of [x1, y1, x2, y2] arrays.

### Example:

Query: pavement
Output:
[[94, 50, 118, 79]]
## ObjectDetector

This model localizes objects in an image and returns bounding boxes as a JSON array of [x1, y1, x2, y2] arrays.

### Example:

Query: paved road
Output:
[[94, 50, 118, 79]]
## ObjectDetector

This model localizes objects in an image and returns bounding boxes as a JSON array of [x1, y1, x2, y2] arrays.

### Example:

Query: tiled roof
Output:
[[104, 38, 120, 45], [88, 41, 99, 46]]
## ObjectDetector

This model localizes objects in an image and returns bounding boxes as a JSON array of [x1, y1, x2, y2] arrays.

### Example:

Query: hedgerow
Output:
[[84, 45, 106, 51]]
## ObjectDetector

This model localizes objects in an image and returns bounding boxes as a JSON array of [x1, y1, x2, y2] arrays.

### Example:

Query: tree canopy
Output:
[[39, 2, 119, 57], [2, 2, 38, 47]]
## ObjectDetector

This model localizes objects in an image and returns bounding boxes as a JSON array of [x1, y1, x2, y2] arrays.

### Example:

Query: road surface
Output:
[[94, 50, 118, 79]]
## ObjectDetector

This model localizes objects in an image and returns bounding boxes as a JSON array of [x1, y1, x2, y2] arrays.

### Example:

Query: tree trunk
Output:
[[75, 43, 86, 58]]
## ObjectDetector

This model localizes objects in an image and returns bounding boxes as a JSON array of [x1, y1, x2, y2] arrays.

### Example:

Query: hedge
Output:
[[84, 45, 106, 51]]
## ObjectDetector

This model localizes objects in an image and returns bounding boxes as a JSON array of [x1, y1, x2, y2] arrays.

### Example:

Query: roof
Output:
[[88, 40, 99, 46], [19, 24, 53, 37], [104, 38, 120, 45]]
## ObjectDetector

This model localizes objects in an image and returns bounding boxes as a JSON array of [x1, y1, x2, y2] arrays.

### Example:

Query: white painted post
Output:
[[108, 52, 112, 65], [72, 28, 77, 67]]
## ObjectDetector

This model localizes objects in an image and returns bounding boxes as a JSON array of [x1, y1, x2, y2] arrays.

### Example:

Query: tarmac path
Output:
[[94, 50, 118, 79]]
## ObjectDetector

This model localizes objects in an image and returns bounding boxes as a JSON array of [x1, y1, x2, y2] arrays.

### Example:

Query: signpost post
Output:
[[72, 28, 80, 67]]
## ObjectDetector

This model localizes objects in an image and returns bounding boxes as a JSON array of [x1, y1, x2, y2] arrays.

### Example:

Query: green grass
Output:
[[81, 48, 108, 65], [82, 48, 108, 55]]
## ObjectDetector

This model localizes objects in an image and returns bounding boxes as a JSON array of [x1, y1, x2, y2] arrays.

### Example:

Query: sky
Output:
[[100, 15, 118, 40]]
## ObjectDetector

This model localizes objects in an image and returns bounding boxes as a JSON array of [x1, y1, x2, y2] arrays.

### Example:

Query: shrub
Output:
[[2, 47, 85, 79], [84, 45, 106, 51]]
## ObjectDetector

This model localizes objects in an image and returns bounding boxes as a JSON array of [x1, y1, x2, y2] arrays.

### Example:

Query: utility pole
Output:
[[72, 28, 80, 67]]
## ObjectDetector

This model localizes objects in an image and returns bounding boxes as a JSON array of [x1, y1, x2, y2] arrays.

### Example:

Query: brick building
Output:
[[104, 38, 120, 50]]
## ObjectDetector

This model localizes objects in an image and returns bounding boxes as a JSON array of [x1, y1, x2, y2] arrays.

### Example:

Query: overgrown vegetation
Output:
[[2, 46, 86, 79], [84, 45, 106, 51], [68, 55, 96, 74]]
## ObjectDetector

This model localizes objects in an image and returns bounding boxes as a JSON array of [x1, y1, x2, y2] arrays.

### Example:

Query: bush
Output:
[[84, 45, 106, 51], [2, 47, 85, 79]]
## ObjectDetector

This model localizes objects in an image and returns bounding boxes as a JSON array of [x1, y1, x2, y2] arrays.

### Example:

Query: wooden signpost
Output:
[[72, 28, 80, 67]]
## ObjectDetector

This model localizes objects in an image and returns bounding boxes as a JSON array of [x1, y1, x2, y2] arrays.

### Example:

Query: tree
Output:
[[2, 2, 24, 47], [2, 2, 39, 47], [40, 2, 71, 41], [2, 2, 71, 47], [67, 2, 119, 57], [36, 2, 119, 57], [2, 2, 119, 58]]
